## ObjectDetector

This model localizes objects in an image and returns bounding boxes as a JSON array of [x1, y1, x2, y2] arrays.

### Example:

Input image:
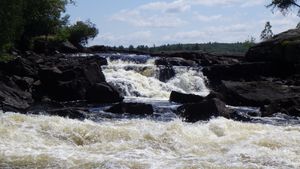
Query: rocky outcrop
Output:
[[86, 83, 123, 103], [0, 52, 123, 112], [246, 29, 300, 65], [178, 98, 231, 122], [106, 102, 153, 115], [220, 80, 300, 107], [0, 80, 34, 112]]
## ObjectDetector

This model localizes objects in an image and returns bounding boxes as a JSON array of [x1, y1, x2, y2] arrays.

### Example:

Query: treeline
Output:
[[112, 41, 255, 55], [0, 0, 98, 55]]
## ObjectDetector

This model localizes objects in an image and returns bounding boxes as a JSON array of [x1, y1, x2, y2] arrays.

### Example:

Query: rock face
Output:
[[220, 80, 300, 107], [86, 83, 123, 103], [0, 80, 33, 112], [37, 55, 123, 103], [0, 52, 123, 112], [262, 97, 300, 117], [169, 91, 205, 103], [106, 102, 154, 115], [246, 29, 300, 64], [178, 98, 231, 122]]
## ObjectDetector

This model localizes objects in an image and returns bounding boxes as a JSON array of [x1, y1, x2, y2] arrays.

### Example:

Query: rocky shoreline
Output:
[[0, 29, 299, 122]]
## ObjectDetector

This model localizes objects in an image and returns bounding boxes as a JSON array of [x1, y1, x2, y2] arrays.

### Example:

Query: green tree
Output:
[[267, 0, 300, 15], [66, 20, 98, 47], [0, 0, 24, 52], [0, 0, 75, 51], [261, 22, 274, 41]]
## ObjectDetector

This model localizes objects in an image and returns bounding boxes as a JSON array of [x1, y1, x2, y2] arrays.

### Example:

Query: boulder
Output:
[[169, 91, 205, 103], [220, 80, 300, 107], [86, 83, 124, 103], [262, 97, 300, 117], [158, 66, 175, 82], [38, 56, 113, 102], [106, 102, 153, 115], [0, 80, 33, 112], [0, 57, 38, 78], [246, 29, 300, 64], [178, 98, 231, 122]]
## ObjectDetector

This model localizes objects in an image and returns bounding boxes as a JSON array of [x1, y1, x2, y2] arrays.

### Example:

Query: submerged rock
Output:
[[178, 98, 231, 122], [106, 102, 153, 115]]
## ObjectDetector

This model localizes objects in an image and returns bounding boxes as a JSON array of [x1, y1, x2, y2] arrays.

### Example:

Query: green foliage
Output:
[[66, 21, 98, 47], [0, 53, 16, 63], [261, 22, 274, 41], [0, 0, 75, 50], [267, 0, 300, 15], [0, 0, 24, 52]]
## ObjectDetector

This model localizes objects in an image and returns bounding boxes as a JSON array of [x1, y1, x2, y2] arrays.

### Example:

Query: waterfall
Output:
[[101, 53, 210, 100]]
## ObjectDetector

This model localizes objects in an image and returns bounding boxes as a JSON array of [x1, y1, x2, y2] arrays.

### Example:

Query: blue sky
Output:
[[66, 0, 299, 47]]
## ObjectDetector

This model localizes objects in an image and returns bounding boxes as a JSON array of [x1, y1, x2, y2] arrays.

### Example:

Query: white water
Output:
[[1, 112, 300, 169], [102, 56, 209, 100]]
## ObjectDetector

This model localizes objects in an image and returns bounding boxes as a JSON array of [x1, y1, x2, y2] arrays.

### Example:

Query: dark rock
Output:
[[170, 91, 205, 103], [86, 83, 124, 103], [246, 29, 300, 64], [13, 76, 34, 91], [0, 81, 33, 112], [106, 102, 153, 115], [178, 98, 231, 122], [37, 56, 111, 102], [0, 57, 38, 78], [262, 97, 300, 117], [47, 108, 86, 120], [155, 57, 197, 66], [58, 41, 79, 53], [220, 80, 300, 107], [158, 66, 175, 82]]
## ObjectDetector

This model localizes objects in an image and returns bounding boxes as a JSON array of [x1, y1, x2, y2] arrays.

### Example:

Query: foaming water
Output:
[[1, 112, 300, 169], [101, 54, 209, 99]]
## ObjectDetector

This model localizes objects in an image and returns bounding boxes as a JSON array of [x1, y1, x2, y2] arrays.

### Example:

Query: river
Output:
[[0, 53, 299, 169]]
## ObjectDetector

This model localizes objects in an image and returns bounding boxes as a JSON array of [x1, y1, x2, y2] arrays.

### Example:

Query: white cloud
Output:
[[111, 10, 186, 28], [97, 31, 154, 46], [139, 1, 190, 13], [194, 13, 222, 22]]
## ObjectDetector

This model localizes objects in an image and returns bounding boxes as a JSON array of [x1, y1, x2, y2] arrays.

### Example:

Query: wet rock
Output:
[[220, 81, 300, 107], [169, 91, 205, 103], [46, 108, 86, 120], [106, 102, 153, 115], [158, 66, 175, 82], [178, 98, 231, 122], [155, 57, 197, 67], [86, 83, 124, 103], [262, 97, 300, 117]]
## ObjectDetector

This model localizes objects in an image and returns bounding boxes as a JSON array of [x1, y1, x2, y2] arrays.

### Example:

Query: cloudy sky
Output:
[[66, 0, 299, 46]]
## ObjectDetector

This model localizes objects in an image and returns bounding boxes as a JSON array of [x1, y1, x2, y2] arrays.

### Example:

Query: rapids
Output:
[[1, 53, 300, 169], [0, 112, 300, 169]]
